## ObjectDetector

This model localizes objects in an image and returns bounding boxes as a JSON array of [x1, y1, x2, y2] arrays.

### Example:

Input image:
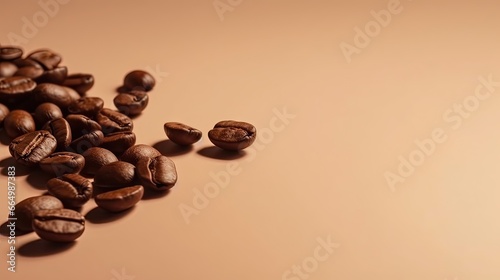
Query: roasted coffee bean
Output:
[[69, 130, 104, 153], [0, 103, 9, 126], [99, 131, 136, 155], [120, 144, 161, 165], [96, 108, 133, 135], [9, 130, 57, 166], [68, 97, 104, 117], [113, 90, 148, 116], [65, 114, 101, 138], [137, 155, 177, 191], [0, 76, 36, 98], [164, 122, 202, 145], [32, 209, 85, 242], [35, 66, 67, 84], [13, 195, 63, 232], [0, 62, 18, 77], [33, 83, 74, 109], [123, 70, 155, 91], [12, 57, 41, 68], [64, 85, 82, 102], [35, 102, 63, 127], [39, 152, 85, 176], [95, 185, 144, 212], [63, 73, 94, 95], [4, 110, 35, 139], [27, 49, 61, 70], [94, 161, 136, 188], [208, 120, 256, 151], [42, 118, 72, 150], [0, 46, 23, 60], [47, 174, 92, 208], [81, 147, 118, 176], [14, 65, 44, 80]]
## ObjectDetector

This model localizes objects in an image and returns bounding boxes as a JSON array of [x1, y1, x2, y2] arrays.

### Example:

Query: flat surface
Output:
[[1, 0, 500, 279]]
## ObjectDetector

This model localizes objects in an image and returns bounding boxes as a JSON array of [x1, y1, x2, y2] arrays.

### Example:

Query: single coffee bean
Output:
[[63, 85, 82, 103], [65, 114, 101, 138], [81, 147, 118, 176], [33, 83, 74, 109], [32, 209, 85, 242], [95, 185, 144, 212], [67, 97, 104, 117], [96, 108, 133, 135], [27, 49, 62, 70], [94, 161, 136, 188], [69, 130, 104, 154], [0, 46, 23, 60], [0, 103, 9, 126], [42, 118, 72, 150], [99, 131, 136, 155], [63, 73, 94, 95], [12, 57, 41, 68], [120, 144, 161, 165], [3, 110, 35, 139], [0, 62, 18, 77], [9, 130, 57, 166], [35, 102, 63, 127], [14, 65, 44, 80], [123, 70, 155, 91], [113, 90, 148, 116], [39, 152, 85, 176], [208, 120, 257, 151], [46, 174, 92, 208], [164, 122, 202, 145], [0, 76, 36, 98], [137, 155, 177, 191], [13, 195, 63, 232], [35, 66, 68, 84]]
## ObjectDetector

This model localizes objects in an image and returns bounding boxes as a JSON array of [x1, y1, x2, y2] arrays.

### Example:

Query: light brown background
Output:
[[1, 0, 500, 279]]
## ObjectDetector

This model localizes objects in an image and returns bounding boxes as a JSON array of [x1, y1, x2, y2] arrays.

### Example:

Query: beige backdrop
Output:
[[1, 0, 500, 279]]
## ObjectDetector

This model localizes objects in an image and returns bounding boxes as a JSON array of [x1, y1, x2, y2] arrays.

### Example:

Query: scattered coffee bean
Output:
[[0, 46, 23, 61], [137, 155, 177, 191], [9, 130, 57, 166], [14, 65, 44, 80], [68, 96, 103, 117], [0, 76, 36, 98], [12, 57, 41, 68], [63, 73, 94, 95], [0, 102, 9, 126], [47, 174, 92, 208], [34, 102, 63, 127], [27, 49, 62, 70], [32, 209, 85, 242], [96, 108, 133, 135], [99, 131, 136, 155], [39, 152, 85, 176], [33, 83, 74, 109], [0, 62, 18, 77], [123, 70, 155, 91], [81, 147, 118, 176], [13, 195, 63, 232], [4, 109, 35, 139], [120, 144, 161, 165], [95, 185, 144, 212], [42, 118, 72, 150], [94, 161, 136, 188], [35, 65, 68, 84], [164, 122, 202, 145], [69, 129, 104, 153], [113, 90, 148, 116], [208, 120, 256, 150]]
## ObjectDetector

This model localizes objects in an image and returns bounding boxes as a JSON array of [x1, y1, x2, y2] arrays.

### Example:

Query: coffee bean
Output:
[[42, 118, 72, 150], [27, 49, 62, 70], [12, 57, 41, 68], [0, 76, 36, 98], [65, 114, 101, 139], [14, 65, 44, 80], [32, 209, 85, 242], [0, 103, 9, 126], [208, 120, 256, 151], [123, 70, 155, 91], [9, 130, 57, 166], [35, 66, 68, 84], [113, 90, 148, 116], [0, 46, 23, 61], [33, 83, 74, 109], [63, 73, 94, 95], [120, 144, 161, 165], [95, 185, 144, 212], [0, 62, 18, 77], [3, 110, 35, 139], [39, 152, 85, 176], [68, 97, 104, 117], [13, 195, 63, 232], [35, 102, 63, 127], [99, 131, 136, 155], [69, 130, 104, 153], [94, 161, 136, 188], [137, 155, 177, 191], [164, 122, 202, 145], [96, 108, 133, 135], [81, 147, 118, 176], [47, 174, 92, 208]]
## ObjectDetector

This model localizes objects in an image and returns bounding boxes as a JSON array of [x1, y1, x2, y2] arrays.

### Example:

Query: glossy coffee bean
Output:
[[33, 83, 74, 109], [47, 174, 92, 208], [0, 46, 23, 60], [32, 209, 85, 242], [0, 103, 9, 126], [120, 144, 161, 165], [113, 90, 148, 116], [42, 118, 72, 150], [69, 130, 104, 154], [39, 152, 85, 176], [3, 110, 35, 139], [164, 122, 202, 145], [66, 114, 101, 138], [99, 131, 136, 155], [137, 155, 177, 191], [14, 65, 44, 80], [13, 195, 63, 232], [63, 73, 94, 95], [95, 185, 144, 212], [34, 102, 63, 127], [9, 130, 57, 166], [94, 161, 136, 188], [12, 57, 41, 68], [208, 120, 257, 151], [35, 66, 68, 84], [27, 49, 61, 70], [0, 76, 36, 98], [123, 70, 155, 91], [96, 108, 133, 135], [68, 97, 103, 117], [81, 147, 118, 176], [0, 62, 18, 77], [64, 85, 82, 103]]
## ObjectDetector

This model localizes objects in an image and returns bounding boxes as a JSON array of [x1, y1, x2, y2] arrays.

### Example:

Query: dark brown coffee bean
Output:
[[0, 46, 23, 60], [32, 209, 85, 242], [69, 130, 104, 153], [9, 130, 57, 166], [14, 65, 44, 80], [137, 155, 177, 191], [68, 97, 103, 117], [94, 161, 136, 188], [27, 49, 61, 70], [63, 73, 94, 95], [42, 118, 72, 150], [65, 114, 101, 139], [33, 83, 74, 109], [39, 152, 85, 176], [113, 90, 148, 116], [96, 108, 133, 135], [120, 144, 161, 165], [99, 131, 136, 155], [35, 102, 63, 127], [0, 103, 9, 126], [0, 76, 36, 98], [13, 195, 63, 232], [81, 147, 118, 176], [47, 174, 92, 208], [3, 110, 35, 139], [0, 62, 18, 77], [12, 57, 41, 68], [34, 66, 67, 84], [95, 185, 144, 212], [63, 85, 82, 103], [208, 120, 256, 150], [164, 122, 202, 145], [123, 70, 155, 91]]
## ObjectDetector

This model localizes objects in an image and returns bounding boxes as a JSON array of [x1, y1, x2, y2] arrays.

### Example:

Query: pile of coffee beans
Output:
[[1, 45, 256, 243]]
